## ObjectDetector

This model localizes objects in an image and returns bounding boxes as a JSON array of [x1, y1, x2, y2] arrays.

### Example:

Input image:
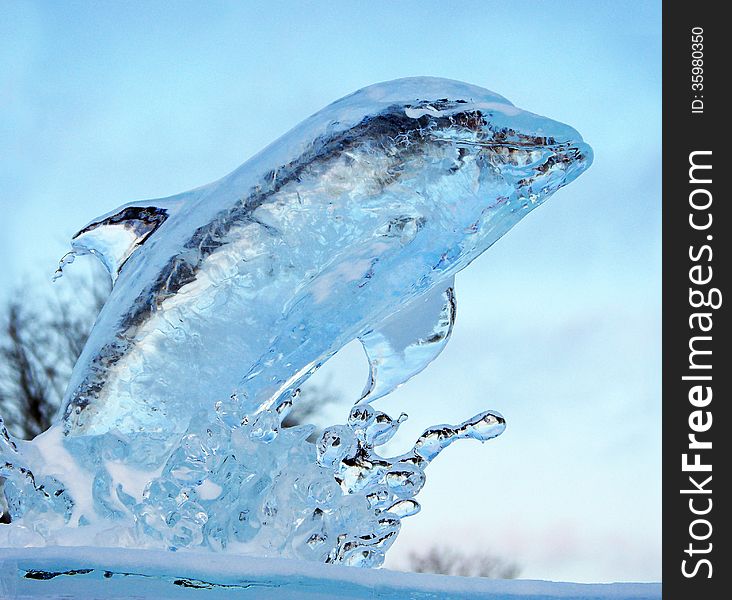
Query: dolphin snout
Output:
[[540, 117, 594, 179], [492, 109, 593, 195], [523, 137, 592, 200], [564, 139, 594, 178]]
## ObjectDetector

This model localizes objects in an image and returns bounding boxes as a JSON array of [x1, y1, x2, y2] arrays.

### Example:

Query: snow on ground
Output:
[[0, 546, 660, 599]]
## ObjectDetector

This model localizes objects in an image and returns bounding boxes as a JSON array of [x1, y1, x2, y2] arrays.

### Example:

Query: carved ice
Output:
[[1, 77, 592, 567]]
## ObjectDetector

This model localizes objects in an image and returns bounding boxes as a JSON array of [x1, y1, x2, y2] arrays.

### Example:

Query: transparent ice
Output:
[[1, 77, 592, 567]]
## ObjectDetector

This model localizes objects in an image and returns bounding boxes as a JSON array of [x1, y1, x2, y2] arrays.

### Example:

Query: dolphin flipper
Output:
[[357, 278, 456, 404]]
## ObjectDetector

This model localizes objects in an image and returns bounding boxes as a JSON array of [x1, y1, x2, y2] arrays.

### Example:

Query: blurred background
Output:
[[0, 0, 660, 583]]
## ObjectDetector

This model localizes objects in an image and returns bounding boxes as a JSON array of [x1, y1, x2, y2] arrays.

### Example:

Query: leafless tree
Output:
[[0, 274, 109, 440], [407, 547, 521, 579], [282, 383, 340, 431]]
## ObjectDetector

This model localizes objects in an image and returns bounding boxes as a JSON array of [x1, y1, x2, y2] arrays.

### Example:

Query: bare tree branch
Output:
[[407, 547, 521, 579], [0, 271, 110, 440]]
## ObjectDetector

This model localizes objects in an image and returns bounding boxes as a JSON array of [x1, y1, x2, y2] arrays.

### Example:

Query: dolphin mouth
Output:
[[444, 135, 593, 198], [511, 139, 592, 199]]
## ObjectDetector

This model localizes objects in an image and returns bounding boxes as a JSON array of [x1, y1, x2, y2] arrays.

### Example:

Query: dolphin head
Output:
[[415, 94, 594, 204], [429, 96, 593, 266], [332, 77, 593, 272]]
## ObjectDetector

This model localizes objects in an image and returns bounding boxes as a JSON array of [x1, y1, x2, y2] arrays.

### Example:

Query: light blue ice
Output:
[[0, 77, 592, 567]]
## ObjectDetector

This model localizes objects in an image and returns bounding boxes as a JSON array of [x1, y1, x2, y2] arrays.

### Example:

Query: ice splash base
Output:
[[1, 402, 504, 566]]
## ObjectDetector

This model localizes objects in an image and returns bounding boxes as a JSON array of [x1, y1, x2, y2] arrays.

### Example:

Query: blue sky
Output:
[[1, 1, 661, 582]]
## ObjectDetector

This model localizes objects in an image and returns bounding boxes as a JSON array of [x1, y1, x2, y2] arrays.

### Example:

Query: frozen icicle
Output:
[[52, 251, 76, 282]]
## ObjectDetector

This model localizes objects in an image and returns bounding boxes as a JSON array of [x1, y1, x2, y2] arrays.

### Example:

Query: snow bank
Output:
[[0, 546, 660, 599]]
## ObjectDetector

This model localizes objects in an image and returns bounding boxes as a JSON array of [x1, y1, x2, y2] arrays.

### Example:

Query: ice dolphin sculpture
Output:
[[58, 77, 592, 437]]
